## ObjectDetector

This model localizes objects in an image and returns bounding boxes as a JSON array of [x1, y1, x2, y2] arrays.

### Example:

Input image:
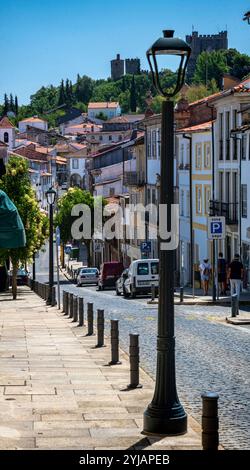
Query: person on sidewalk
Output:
[[218, 252, 227, 296], [199, 258, 211, 296], [228, 254, 244, 300]]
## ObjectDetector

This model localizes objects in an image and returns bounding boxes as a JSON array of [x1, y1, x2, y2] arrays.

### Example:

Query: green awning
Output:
[[0, 190, 26, 248]]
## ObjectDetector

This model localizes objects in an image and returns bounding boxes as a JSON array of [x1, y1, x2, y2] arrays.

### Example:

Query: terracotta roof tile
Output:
[[0, 116, 15, 129], [13, 146, 48, 162], [19, 116, 47, 123], [88, 102, 119, 109], [177, 121, 213, 133]]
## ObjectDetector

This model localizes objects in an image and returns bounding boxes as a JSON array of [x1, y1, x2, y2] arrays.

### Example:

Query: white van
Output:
[[123, 259, 159, 298]]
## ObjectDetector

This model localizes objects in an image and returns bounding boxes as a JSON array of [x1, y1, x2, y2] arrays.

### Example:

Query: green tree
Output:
[[193, 51, 229, 88], [3, 93, 9, 115], [55, 188, 105, 266], [30, 85, 58, 114], [74, 75, 94, 104], [185, 81, 219, 103], [95, 112, 108, 121], [130, 75, 137, 112], [58, 80, 66, 106], [0, 157, 49, 299], [9, 94, 15, 112], [14, 96, 19, 115], [223, 48, 250, 80]]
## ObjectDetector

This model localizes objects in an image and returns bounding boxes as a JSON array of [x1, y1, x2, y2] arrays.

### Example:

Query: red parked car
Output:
[[98, 262, 124, 290]]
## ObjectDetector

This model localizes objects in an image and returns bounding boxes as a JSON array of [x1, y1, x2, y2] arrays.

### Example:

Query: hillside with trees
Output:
[[1, 47, 250, 126]]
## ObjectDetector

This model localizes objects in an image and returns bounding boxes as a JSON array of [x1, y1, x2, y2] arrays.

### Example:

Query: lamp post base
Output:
[[143, 405, 187, 436]]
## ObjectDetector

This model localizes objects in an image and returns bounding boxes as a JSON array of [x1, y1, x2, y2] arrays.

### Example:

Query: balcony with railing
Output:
[[123, 171, 145, 187], [209, 200, 238, 225]]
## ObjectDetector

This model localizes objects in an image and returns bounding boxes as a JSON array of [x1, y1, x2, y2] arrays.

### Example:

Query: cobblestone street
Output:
[[58, 283, 250, 450], [35, 247, 250, 450]]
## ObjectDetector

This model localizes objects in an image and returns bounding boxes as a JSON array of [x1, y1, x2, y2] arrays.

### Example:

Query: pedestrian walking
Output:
[[228, 254, 244, 300], [218, 252, 227, 296], [199, 258, 211, 296]]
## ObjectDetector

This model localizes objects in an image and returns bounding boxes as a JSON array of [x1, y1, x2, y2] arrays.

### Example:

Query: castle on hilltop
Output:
[[186, 30, 228, 81], [111, 54, 140, 80]]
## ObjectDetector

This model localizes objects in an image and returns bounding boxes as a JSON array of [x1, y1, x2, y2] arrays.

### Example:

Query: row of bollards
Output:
[[60, 291, 141, 389], [30, 280, 56, 307], [60, 288, 220, 450]]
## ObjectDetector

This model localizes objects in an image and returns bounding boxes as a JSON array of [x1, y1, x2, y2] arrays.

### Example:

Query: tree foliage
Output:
[[55, 188, 106, 265], [0, 157, 49, 298], [193, 51, 229, 88]]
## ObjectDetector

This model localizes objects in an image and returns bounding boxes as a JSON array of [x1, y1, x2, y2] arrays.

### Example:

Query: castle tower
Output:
[[111, 54, 124, 81], [125, 58, 141, 75]]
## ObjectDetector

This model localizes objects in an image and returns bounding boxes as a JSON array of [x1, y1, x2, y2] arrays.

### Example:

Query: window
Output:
[[157, 129, 161, 158], [152, 130, 157, 159], [137, 263, 149, 275], [242, 184, 247, 218], [195, 185, 202, 215], [195, 143, 202, 169], [99, 135, 103, 141], [225, 111, 230, 160], [151, 262, 159, 274], [180, 143, 184, 166], [204, 142, 211, 169], [219, 113, 223, 160], [242, 135, 247, 160], [233, 110, 238, 160], [3, 132, 9, 143], [109, 187, 115, 196], [109, 135, 112, 141], [180, 190, 185, 216], [186, 190, 190, 217], [72, 159, 79, 169], [147, 188, 151, 204], [119, 135, 122, 141], [219, 172, 224, 201], [204, 185, 211, 215], [151, 188, 156, 204], [186, 143, 190, 166], [147, 131, 151, 159]]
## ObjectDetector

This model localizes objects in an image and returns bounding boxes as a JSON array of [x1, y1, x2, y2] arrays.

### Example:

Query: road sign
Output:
[[56, 226, 60, 245], [208, 217, 225, 240], [140, 241, 152, 253]]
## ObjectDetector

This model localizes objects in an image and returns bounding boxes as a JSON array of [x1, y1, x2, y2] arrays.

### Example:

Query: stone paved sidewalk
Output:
[[0, 287, 201, 450]]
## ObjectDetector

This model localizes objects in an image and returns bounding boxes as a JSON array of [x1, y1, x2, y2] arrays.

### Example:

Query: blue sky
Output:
[[0, 0, 250, 104]]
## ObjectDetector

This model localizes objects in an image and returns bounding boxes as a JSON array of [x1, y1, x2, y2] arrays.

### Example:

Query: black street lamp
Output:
[[46, 188, 56, 305], [143, 30, 191, 435]]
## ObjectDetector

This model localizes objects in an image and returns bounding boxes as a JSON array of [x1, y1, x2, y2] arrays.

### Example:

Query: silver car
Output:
[[77, 267, 99, 286]]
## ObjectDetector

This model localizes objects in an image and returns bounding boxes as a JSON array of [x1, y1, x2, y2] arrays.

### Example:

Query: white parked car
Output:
[[123, 259, 159, 298], [77, 267, 99, 286]]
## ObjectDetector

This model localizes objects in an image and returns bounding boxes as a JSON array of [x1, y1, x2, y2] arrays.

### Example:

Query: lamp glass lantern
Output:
[[46, 188, 57, 206], [146, 30, 191, 98]]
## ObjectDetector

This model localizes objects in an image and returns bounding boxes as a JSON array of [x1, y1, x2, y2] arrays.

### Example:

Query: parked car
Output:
[[8, 267, 29, 286], [123, 259, 159, 298], [98, 262, 124, 290], [77, 267, 99, 286], [115, 269, 129, 296]]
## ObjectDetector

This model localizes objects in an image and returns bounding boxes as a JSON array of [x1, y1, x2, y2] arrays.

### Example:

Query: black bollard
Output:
[[128, 334, 142, 389], [151, 284, 155, 302], [96, 309, 105, 347], [180, 286, 184, 303], [73, 296, 78, 322], [201, 392, 219, 450], [78, 297, 84, 326], [109, 319, 121, 365], [64, 292, 69, 316], [69, 293, 74, 318], [231, 294, 239, 317], [62, 291, 66, 313], [51, 286, 57, 307], [87, 303, 94, 335]]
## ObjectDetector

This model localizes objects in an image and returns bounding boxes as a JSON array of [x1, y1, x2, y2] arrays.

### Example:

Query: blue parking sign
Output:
[[140, 241, 151, 253], [208, 217, 225, 240]]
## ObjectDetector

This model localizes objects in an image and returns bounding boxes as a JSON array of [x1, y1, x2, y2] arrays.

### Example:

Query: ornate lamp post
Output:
[[46, 188, 57, 305], [143, 30, 191, 435]]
